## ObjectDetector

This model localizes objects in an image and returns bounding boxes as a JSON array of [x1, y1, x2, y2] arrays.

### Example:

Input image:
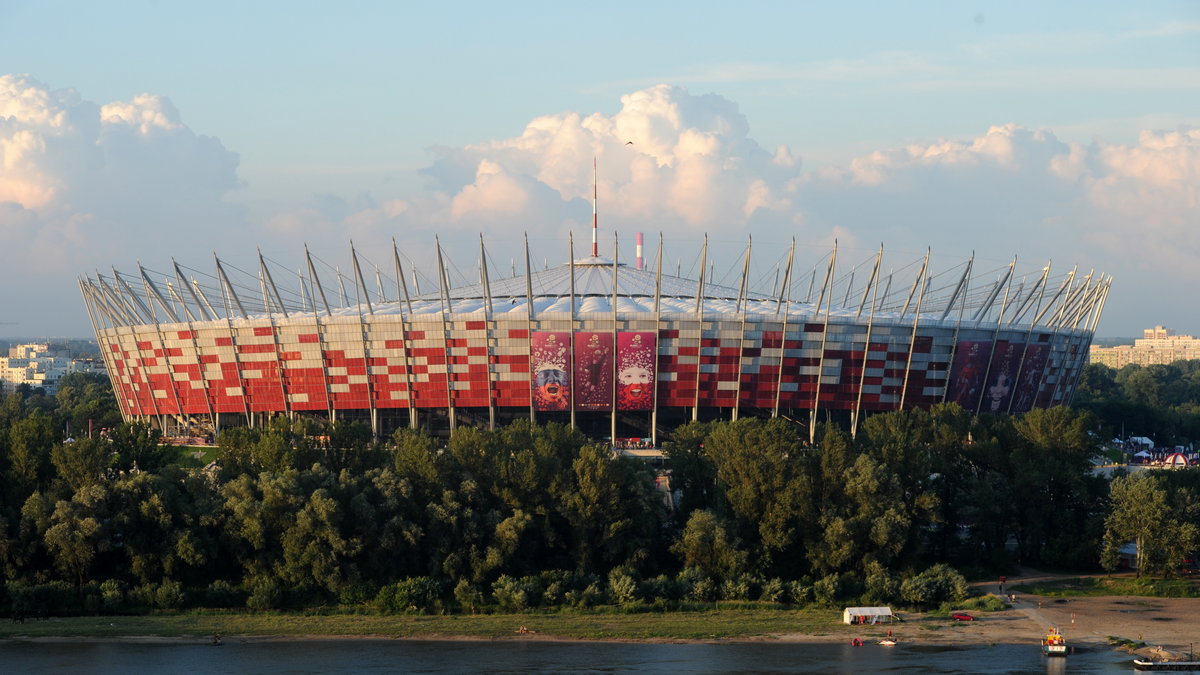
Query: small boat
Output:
[[1042, 628, 1067, 656], [878, 639, 897, 647], [1133, 660, 1200, 671]]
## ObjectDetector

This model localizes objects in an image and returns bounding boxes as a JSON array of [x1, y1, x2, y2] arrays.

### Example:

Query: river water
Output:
[[0, 639, 1152, 673]]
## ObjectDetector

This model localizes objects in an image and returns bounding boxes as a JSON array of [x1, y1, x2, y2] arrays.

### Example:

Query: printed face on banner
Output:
[[531, 332, 570, 411], [946, 341, 989, 409], [1011, 343, 1049, 413], [984, 341, 1023, 414], [617, 332, 656, 411], [574, 332, 613, 411]]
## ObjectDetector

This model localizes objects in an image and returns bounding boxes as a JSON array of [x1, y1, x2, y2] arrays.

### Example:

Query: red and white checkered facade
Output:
[[95, 315, 1091, 420], [81, 245, 1106, 430]]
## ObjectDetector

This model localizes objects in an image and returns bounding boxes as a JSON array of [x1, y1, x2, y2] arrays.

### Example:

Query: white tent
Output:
[[1134, 450, 1152, 458], [843, 607, 893, 625]]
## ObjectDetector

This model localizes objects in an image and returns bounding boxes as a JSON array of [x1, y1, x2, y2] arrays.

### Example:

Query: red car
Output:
[[951, 613, 975, 621]]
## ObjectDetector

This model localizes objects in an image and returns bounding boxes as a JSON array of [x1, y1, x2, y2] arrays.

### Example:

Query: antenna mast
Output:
[[592, 156, 599, 257]]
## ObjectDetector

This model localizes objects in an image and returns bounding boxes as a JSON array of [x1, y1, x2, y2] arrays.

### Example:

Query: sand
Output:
[[769, 593, 1197, 662]]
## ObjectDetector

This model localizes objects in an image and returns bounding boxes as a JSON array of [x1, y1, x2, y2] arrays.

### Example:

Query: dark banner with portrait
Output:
[[981, 340, 1023, 414], [531, 331, 571, 411], [1010, 343, 1049, 413], [617, 331, 657, 411], [573, 332, 614, 411], [945, 340, 990, 409]]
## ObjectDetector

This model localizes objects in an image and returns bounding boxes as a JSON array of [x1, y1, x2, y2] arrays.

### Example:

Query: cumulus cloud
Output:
[[5, 75, 1195, 336], [0, 74, 242, 334], [264, 83, 1197, 333]]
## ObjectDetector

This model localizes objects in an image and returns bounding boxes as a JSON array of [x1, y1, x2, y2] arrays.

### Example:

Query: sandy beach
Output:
[[770, 593, 1197, 661], [4, 589, 1196, 661]]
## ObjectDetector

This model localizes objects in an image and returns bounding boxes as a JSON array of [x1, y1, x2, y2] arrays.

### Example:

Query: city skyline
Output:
[[1, 1, 1197, 337]]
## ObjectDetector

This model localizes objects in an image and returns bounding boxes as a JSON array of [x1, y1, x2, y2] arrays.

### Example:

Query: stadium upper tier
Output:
[[78, 236, 1110, 439]]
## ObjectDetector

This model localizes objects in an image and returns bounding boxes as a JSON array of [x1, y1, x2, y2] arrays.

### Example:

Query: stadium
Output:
[[78, 228, 1109, 445]]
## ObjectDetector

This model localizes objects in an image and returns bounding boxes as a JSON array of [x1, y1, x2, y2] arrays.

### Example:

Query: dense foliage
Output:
[[1074, 360, 1200, 445], [1, 376, 1196, 617]]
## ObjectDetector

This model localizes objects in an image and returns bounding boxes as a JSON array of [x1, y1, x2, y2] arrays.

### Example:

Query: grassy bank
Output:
[[0, 608, 849, 641], [1012, 577, 1200, 598]]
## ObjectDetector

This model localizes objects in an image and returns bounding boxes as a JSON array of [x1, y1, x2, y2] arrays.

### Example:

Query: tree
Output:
[[669, 509, 747, 580], [44, 484, 111, 590], [6, 412, 57, 500], [1102, 472, 1198, 577], [107, 422, 170, 473], [51, 437, 110, 491], [662, 421, 719, 520], [703, 418, 811, 571]]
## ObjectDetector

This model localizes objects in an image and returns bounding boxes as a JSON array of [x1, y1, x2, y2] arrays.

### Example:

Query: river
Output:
[[0, 639, 1154, 673]]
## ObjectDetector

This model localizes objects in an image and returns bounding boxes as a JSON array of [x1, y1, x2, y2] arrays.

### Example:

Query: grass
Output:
[[1107, 635, 1148, 651], [0, 608, 850, 641], [1012, 577, 1200, 598]]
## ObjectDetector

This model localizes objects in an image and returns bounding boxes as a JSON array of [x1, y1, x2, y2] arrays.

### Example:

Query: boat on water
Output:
[[1042, 628, 1068, 657], [1133, 659, 1200, 671], [878, 639, 897, 647]]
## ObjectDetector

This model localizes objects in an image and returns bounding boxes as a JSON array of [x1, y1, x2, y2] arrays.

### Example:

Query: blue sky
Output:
[[1, 1, 1198, 336]]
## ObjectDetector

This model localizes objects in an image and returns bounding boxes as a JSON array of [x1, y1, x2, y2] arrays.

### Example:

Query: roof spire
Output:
[[592, 156, 599, 257]]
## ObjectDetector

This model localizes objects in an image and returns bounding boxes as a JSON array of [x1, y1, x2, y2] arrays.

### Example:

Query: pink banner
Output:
[[1011, 343, 1049, 413], [617, 332, 656, 411], [946, 340, 990, 410], [981, 341, 1023, 414], [574, 332, 613, 411], [531, 331, 571, 411]]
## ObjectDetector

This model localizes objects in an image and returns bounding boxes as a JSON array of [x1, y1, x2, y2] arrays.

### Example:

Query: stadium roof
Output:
[[79, 237, 1111, 334]]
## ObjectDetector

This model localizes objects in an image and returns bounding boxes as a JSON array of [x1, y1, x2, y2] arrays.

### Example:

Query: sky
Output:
[[1, 0, 1198, 338]]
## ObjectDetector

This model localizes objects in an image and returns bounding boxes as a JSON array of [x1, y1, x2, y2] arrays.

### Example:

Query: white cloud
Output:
[[271, 86, 1197, 336], [0, 74, 242, 334], [4, 75, 1195, 336]]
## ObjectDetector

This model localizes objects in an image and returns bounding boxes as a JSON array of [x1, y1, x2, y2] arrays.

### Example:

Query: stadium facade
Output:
[[78, 233, 1110, 442]]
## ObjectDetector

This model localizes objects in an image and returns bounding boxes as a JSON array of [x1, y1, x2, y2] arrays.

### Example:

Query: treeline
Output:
[[0, 375, 1193, 616], [1075, 360, 1200, 445]]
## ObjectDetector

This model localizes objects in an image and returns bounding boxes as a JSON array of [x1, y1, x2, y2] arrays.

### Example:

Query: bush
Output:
[[863, 562, 898, 605], [337, 583, 376, 607], [760, 578, 786, 603], [608, 570, 641, 606], [689, 576, 718, 602], [565, 582, 605, 609], [246, 578, 283, 611], [454, 580, 483, 614], [155, 580, 186, 609], [491, 575, 529, 612], [786, 580, 813, 606], [375, 577, 442, 614], [643, 574, 686, 603], [538, 570, 574, 608], [813, 574, 842, 607], [900, 564, 969, 609], [100, 579, 127, 613], [7, 581, 77, 614], [204, 580, 241, 608]]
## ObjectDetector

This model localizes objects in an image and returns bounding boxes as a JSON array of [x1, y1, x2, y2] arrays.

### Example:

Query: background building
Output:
[[1089, 326, 1200, 368], [78, 235, 1108, 442], [0, 343, 105, 396]]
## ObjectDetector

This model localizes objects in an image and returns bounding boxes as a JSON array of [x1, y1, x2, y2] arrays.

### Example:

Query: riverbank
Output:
[[2, 594, 1194, 658]]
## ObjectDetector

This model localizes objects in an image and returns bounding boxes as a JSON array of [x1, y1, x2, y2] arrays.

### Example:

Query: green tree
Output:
[[669, 509, 748, 580], [1102, 472, 1199, 576], [662, 421, 719, 520], [50, 438, 110, 491], [44, 484, 111, 590]]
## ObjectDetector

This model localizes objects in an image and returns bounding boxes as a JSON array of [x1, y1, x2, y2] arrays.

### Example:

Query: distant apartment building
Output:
[[1089, 326, 1200, 368], [0, 343, 105, 396]]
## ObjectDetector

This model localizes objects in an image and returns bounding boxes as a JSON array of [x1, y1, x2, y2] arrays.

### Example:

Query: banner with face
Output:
[[617, 332, 656, 411], [946, 340, 990, 410], [530, 331, 571, 411], [573, 332, 613, 411]]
